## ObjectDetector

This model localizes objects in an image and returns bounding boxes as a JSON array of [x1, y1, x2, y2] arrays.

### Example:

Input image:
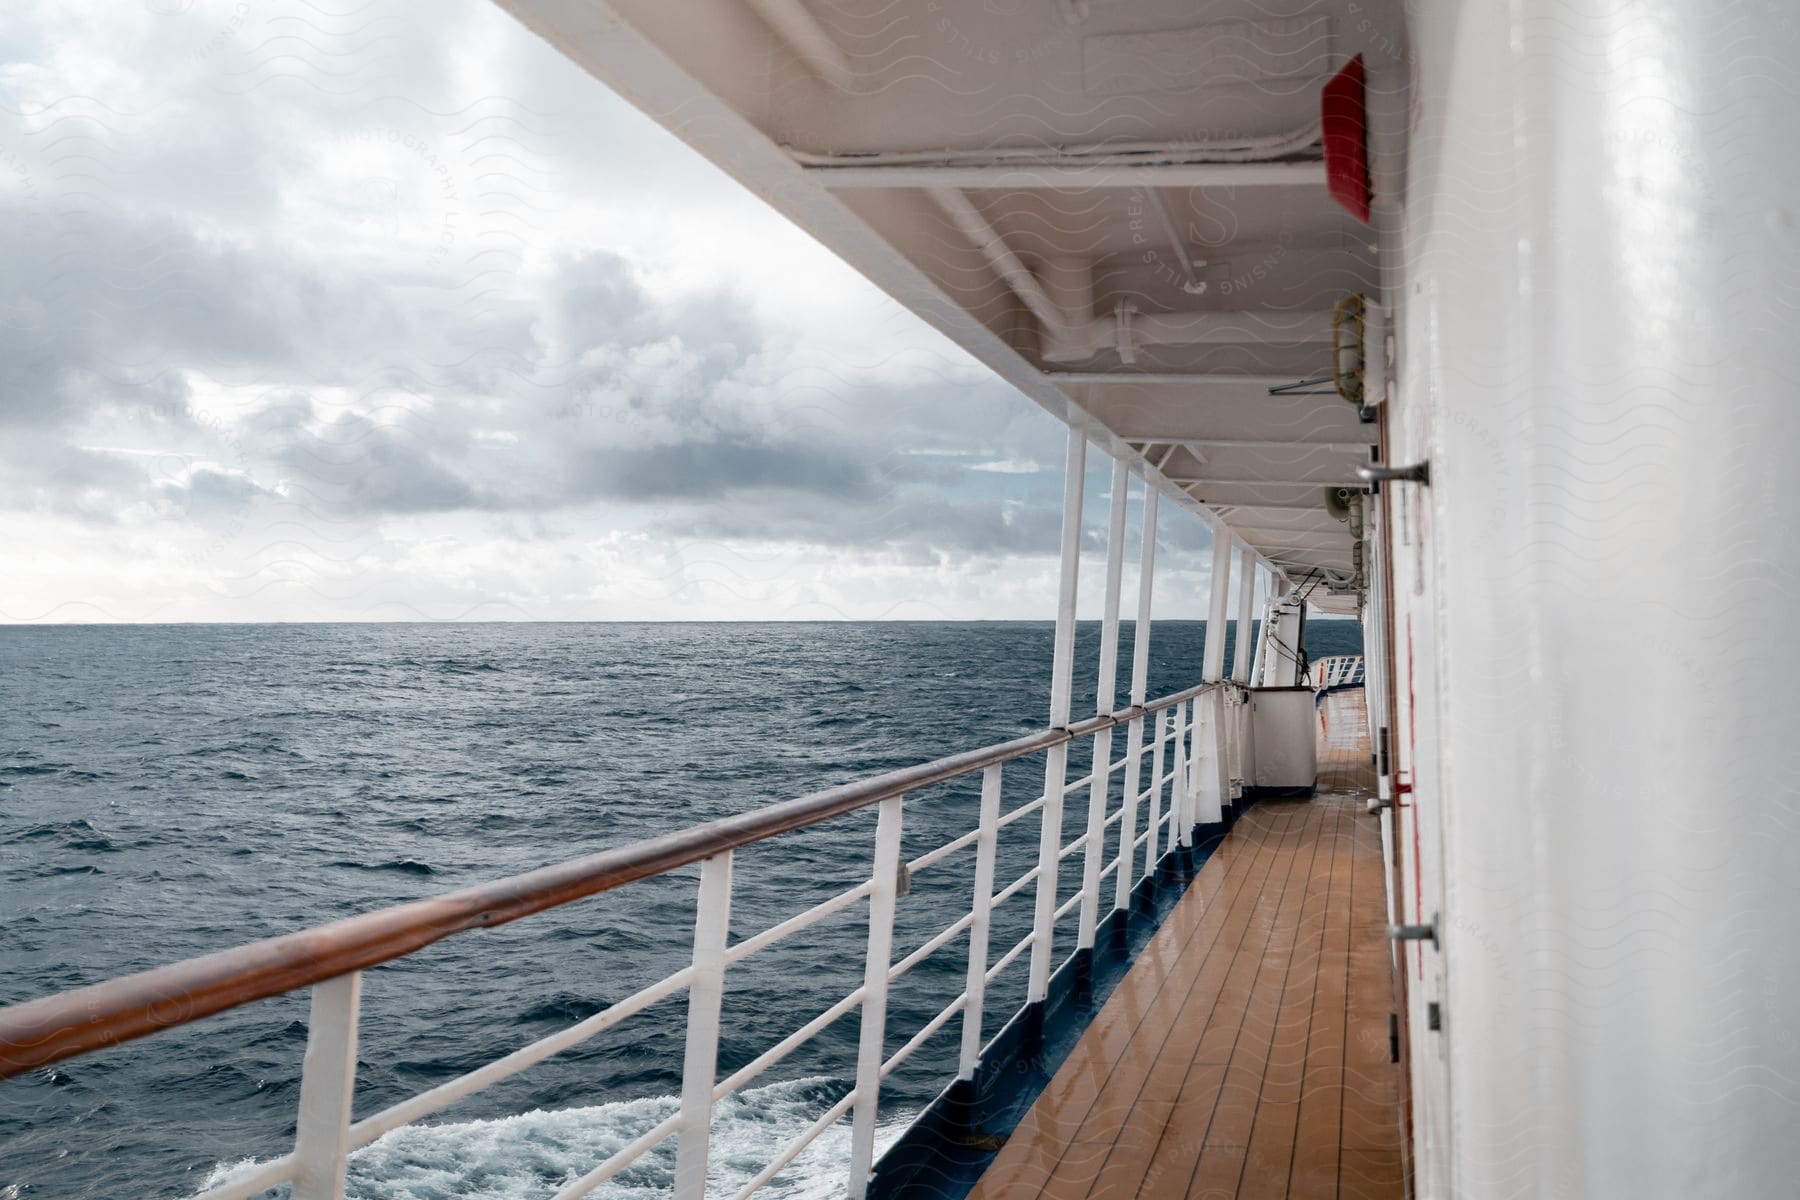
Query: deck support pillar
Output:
[[1079, 457, 1130, 949], [1231, 546, 1258, 684], [1114, 483, 1157, 914], [1029, 418, 1086, 1003]]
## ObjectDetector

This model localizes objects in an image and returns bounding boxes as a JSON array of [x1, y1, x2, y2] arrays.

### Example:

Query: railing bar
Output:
[[191, 1155, 300, 1200], [880, 993, 968, 1078], [995, 795, 1047, 831], [551, 1111, 686, 1200], [714, 986, 867, 1102], [905, 826, 982, 873], [888, 912, 976, 982], [0, 680, 1228, 1079], [730, 1089, 859, 1200], [1104, 807, 1126, 829], [991, 865, 1040, 908], [984, 931, 1035, 984], [1100, 857, 1121, 882], [350, 965, 697, 1147], [1057, 832, 1089, 862], [1054, 890, 1083, 921], [724, 882, 873, 965]]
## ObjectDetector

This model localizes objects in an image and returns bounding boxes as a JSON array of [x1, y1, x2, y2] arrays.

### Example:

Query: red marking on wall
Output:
[[1407, 613, 1422, 979]]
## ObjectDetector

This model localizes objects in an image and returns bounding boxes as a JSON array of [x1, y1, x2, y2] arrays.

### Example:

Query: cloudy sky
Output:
[[1, 0, 1219, 621]]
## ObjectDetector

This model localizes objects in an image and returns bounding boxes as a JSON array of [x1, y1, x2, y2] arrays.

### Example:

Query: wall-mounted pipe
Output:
[[1042, 308, 1336, 362], [1144, 188, 1208, 294], [785, 125, 1323, 168]]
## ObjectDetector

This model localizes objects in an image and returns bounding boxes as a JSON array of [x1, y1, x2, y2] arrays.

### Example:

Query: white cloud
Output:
[[0, 0, 1217, 622]]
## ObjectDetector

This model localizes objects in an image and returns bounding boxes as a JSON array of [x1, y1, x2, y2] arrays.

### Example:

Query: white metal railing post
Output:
[[291, 972, 362, 1200], [959, 766, 1003, 1079], [849, 795, 905, 1200], [1181, 698, 1201, 849], [674, 851, 734, 1200], [1144, 707, 1168, 879], [1114, 484, 1158, 912], [1222, 690, 1236, 800], [1172, 700, 1193, 852], [1028, 419, 1086, 1003], [1078, 457, 1129, 949]]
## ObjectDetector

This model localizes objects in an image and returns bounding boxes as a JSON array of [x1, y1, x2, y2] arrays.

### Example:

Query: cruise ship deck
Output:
[[969, 692, 1404, 1200]]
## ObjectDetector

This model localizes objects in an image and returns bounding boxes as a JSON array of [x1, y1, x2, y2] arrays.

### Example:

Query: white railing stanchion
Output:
[[1144, 708, 1169, 880], [848, 796, 905, 1200], [675, 851, 734, 1200], [959, 765, 1003, 1079], [291, 972, 362, 1200], [1183, 698, 1202, 848], [1079, 458, 1130, 949], [1166, 701, 1186, 856]]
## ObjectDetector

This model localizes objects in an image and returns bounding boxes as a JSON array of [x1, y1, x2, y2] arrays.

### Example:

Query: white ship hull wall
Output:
[[1393, 2, 1800, 1196]]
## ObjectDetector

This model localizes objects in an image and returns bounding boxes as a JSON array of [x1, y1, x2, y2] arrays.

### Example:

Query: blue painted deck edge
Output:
[[866, 798, 1257, 1200]]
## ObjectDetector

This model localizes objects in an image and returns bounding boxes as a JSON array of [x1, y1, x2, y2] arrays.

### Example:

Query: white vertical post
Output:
[[291, 972, 362, 1200], [1028, 420, 1086, 1003], [1201, 529, 1233, 683], [1144, 708, 1169, 879], [1194, 690, 1224, 825], [1114, 484, 1158, 912], [849, 796, 905, 1199], [1250, 570, 1276, 687], [959, 765, 1003, 1079], [1231, 547, 1258, 684], [1171, 700, 1192, 852], [675, 851, 734, 1200], [1078, 457, 1129, 949]]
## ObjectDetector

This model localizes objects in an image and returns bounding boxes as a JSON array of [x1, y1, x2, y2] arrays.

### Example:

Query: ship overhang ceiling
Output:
[[494, 0, 1405, 613]]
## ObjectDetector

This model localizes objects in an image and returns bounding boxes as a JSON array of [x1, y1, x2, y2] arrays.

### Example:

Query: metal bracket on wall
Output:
[[1358, 460, 1430, 486], [1388, 913, 1439, 947]]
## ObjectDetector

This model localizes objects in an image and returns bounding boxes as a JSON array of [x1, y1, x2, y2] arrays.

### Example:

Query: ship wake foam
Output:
[[197, 1077, 910, 1200]]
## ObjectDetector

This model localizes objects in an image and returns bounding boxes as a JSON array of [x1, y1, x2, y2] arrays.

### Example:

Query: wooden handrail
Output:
[[0, 680, 1227, 1080]]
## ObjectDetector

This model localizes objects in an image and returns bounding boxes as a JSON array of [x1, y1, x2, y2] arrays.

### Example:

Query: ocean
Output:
[[0, 620, 1362, 1199]]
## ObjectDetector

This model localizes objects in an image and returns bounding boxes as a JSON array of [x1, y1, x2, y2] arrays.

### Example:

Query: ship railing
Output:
[[0, 677, 1239, 1200], [1311, 654, 1366, 692]]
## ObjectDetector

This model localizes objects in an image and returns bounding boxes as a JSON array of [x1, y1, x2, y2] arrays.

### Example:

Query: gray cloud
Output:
[[0, 0, 1204, 620]]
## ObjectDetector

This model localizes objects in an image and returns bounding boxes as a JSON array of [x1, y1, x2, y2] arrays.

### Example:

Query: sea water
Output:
[[0, 620, 1361, 1198]]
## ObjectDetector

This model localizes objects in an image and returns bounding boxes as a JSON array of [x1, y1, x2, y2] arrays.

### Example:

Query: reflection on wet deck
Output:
[[969, 692, 1404, 1200]]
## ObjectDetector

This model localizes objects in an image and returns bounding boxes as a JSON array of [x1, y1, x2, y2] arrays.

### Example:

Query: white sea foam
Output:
[[196, 1077, 910, 1200]]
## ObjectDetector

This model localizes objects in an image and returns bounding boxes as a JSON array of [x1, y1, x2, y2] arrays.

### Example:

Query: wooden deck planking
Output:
[[966, 692, 1403, 1200]]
